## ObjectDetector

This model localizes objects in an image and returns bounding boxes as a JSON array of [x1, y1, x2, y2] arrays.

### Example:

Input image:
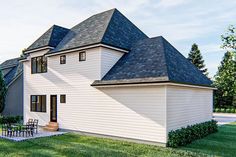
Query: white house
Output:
[[20, 8, 214, 146]]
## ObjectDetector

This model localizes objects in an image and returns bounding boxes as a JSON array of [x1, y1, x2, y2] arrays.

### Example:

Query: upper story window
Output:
[[31, 56, 47, 74], [79, 52, 86, 61], [60, 55, 66, 64]]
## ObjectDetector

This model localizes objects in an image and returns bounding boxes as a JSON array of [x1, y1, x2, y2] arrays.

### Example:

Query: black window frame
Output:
[[60, 95, 66, 103], [60, 55, 66, 64], [30, 95, 47, 112], [79, 51, 86, 61], [31, 56, 47, 74]]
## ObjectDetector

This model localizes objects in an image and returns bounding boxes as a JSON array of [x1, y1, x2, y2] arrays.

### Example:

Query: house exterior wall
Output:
[[23, 47, 167, 144], [2, 74, 23, 116], [166, 85, 213, 132]]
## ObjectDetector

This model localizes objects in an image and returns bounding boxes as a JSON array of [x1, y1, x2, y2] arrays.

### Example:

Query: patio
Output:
[[0, 127, 66, 141]]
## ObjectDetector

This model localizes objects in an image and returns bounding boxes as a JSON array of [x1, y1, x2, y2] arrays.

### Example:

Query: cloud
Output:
[[154, 0, 189, 9]]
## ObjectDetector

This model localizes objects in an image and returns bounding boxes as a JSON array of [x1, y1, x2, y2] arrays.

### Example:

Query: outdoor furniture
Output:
[[20, 125, 34, 137], [33, 119, 39, 134], [26, 119, 33, 125], [1, 124, 8, 136], [1, 119, 38, 137]]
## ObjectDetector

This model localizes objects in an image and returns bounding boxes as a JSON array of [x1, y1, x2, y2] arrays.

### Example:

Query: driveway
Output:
[[213, 113, 236, 125]]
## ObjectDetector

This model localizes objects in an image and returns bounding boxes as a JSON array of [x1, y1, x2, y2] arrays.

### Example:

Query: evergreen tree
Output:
[[221, 25, 236, 50], [214, 51, 236, 107], [188, 43, 208, 76], [0, 69, 7, 113]]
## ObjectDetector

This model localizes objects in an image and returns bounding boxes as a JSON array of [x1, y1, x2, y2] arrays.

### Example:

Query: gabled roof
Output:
[[92, 37, 212, 87], [47, 8, 148, 54], [25, 25, 69, 52], [0, 58, 23, 86]]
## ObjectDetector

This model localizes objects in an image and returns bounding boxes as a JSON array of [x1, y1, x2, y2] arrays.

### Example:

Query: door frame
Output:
[[50, 95, 57, 122]]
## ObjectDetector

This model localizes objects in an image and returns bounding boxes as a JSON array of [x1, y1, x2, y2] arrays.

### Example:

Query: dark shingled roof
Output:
[[0, 58, 23, 86], [48, 8, 148, 54], [92, 37, 212, 87], [25, 25, 69, 52]]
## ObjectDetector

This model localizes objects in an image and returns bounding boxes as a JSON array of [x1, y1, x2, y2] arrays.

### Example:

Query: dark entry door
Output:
[[50, 95, 57, 122]]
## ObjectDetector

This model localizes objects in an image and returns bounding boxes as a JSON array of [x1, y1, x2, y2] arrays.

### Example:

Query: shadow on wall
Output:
[[97, 85, 166, 128]]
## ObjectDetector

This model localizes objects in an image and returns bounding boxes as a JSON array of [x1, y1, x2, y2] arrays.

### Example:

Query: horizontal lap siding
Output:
[[24, 47, 167, 144], [166, 86, 213, 132]]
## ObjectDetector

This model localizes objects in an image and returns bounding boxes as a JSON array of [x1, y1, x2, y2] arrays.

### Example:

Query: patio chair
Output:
[[26, 119, 33, 125], [21, 125, 34, 137], [33, 119, 39, 134], [1, 124, 7, 136], [7, 126, 13, 137]]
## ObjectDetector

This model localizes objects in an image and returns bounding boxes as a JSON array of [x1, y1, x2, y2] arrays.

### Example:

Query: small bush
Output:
[[215, 108, 220, 112], [231, 108, 235, 113], [167, 120, 218, 147], [0, 115, 23, 124], [226, 109, 231, 113], [220, 108, 226, 113]]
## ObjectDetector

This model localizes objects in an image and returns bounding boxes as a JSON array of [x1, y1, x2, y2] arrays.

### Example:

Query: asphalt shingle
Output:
[[92, 37, 212, 87]]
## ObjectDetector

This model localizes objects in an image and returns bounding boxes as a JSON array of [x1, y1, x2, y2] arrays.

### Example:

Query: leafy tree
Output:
[[221, 25, 236, 50], [214, 51, 236, 107], [0, 69, 7, 113], [188, 43, 208, 76]]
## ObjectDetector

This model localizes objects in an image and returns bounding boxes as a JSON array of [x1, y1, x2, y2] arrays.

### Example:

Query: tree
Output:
[[0, 69, 7, 113], [214, 51, 236, 107], [188, 43, 209, 76], [221, 25, 236, 50]]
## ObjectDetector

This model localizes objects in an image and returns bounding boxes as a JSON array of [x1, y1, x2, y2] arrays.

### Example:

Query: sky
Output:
[[0, 0, 235, 77]]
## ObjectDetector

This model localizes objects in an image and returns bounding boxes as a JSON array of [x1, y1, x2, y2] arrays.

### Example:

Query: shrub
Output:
[[215, 108, 220, 112], [231, 108, 235, 113], [226, 108, 231, 113], [0, 115, 23, 124], [167, 120, 218, 147], [220, 108, 226, 113]]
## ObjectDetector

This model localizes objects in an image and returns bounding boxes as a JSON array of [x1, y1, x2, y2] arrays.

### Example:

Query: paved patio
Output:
[[0, 127, 66, 142]]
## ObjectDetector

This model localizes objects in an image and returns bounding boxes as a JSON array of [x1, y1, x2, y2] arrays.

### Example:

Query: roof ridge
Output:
[[48, 25, 69, 47], [100, 9, 116, 42], [159, 36, 171, 81]]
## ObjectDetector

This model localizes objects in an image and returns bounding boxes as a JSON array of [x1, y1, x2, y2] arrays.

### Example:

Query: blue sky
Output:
[[0, 0, 235, 77]]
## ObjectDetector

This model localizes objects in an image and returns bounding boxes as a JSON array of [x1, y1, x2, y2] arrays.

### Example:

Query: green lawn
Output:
[[0, 123, 235, 157]]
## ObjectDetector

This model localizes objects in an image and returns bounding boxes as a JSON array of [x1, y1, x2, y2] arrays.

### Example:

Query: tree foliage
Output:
[[214, 51, 236, 107], [0, 69, 7, 113], [221, 25, 236, 50], [188, 43, 208, 76]]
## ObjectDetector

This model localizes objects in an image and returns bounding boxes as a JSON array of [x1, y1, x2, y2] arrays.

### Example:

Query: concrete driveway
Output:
[[213, 113, 236, 125]]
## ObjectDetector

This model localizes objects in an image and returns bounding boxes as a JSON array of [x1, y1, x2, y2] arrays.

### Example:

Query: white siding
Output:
[[166, 85, 213, 132], [23, 47, 167, 144], [100, 47, 124, 78]]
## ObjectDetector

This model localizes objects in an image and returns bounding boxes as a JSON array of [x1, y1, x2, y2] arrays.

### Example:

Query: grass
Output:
[[179, 122, 236, 157], [0, 123, 235, 156]]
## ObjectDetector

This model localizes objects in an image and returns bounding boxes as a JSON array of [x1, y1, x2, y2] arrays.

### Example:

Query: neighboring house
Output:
[[20, 8, 214, 146], [0, 58, 23, 116]]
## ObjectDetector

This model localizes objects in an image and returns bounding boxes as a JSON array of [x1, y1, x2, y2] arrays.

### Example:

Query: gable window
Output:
[[31, 95, 46, 112], [31, 56, 47, 74], [60, 55, 66, 64], [60, 95, 66, 103], [79, 52, 86, 61]]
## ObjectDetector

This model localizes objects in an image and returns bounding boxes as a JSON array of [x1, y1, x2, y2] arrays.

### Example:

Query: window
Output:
[[60, 95, 66, 103], [79, 52, 86, 61], [60, 55, 66, 64], [31, 56, 47, 74], [31, 95, 46, 112]]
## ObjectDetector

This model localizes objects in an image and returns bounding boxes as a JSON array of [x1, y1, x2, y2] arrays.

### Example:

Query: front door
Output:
[[50, 95, 57, 122]]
